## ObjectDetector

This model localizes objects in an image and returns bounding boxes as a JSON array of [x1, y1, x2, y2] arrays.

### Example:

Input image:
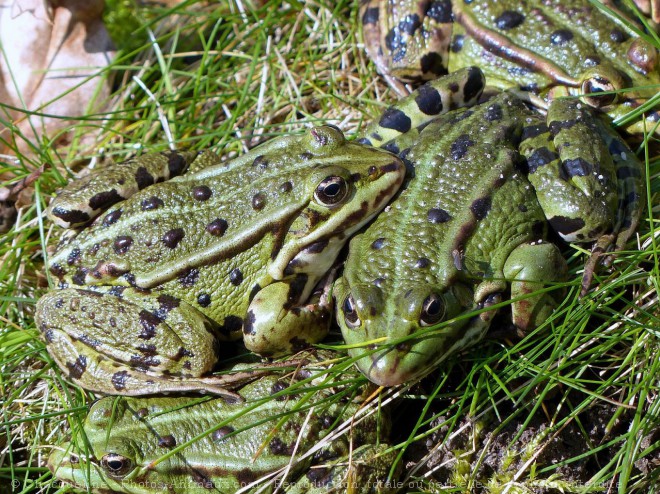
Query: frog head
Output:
[[334, 278, 500, 387]]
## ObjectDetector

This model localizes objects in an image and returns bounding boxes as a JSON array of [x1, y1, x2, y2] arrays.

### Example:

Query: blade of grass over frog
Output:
[[613, 90, 660, 128]]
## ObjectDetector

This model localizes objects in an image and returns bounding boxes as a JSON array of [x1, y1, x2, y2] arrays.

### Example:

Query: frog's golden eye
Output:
[[101, 453, 132, 478], [315, 176, 349, 206], [342, 294, 361, 328], [420, 293, 445, 327], [581, 75, 618, 108]]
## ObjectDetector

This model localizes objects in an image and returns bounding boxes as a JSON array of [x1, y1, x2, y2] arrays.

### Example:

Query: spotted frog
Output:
[[333, 67, 644, 386], [36, 126, 405, 396], [48, 353, 399, 493], [360, 0, 660, 135]]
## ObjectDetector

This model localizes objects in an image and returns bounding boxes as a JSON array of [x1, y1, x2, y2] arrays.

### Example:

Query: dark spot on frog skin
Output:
[[289, 336, 311, 353], [89, 189, 123, 211], [495, 11, 525, 30], [484, 104, 503, 121], [451, 34, 464, 53], [240, 310, 256, 336], [362, 6, 379, 24], [108, 286, 126, 297], [415, 84, 444, 115], [164, 152, 187, 176], [134, 166, 156, 190], [88, 243, 101, 256], [279, 181, 293, 193], [521, 123, 549, 141], [550, 29, 573, 46], [192, 185, 212, 201], [206, 218, 228, 236], [371, 237, 386, 250], [50, 206, 90, 226], [141, 196, 164, 211], [102, 209, 122, 226], [111, 370, 129, 391], [420, 52, 445, 75], [271, 380, 289, 398], [229, 267, 243, 286], [527, 147, 559, 174], [158, 435, 176, 448], [382, 141, 400, 154], [197, 293, 211, 307], [610, 29, 627, 43], [306, 467, 331, 485], [470, 197, 492, 220], [414, 258, 430, 269], [179, 267, 200, 287], [549, 119, 578, 135], [66, 356, 87, 379], [251, 155, 268, 170], [303, 239, 329, 254], [379, 108, 412, 133], [269, 437, 293, 455], [50, 263, 66, 277], [212, 426, 235, 441], [218, 316, 243, 335], [71, 268, 87, 285], [463, 67, 484, 101], [113, 236, 133, 254], [252, 192, 267, 210], [426, 0, 453, 23], [130, 353, 160, 369], [427, 208, 451, 223], [561, 158, 593, 178], [138, 310, 160, 339], [518, 204, 528, 213], [548, 215, 586, 236], [450, 134, 474, 160], [155, 294, 180, 319], [373, 277, 385, 288], [136, 407, 149, 418], [67, 248, 81, 266], [162, 228, 185, 249]]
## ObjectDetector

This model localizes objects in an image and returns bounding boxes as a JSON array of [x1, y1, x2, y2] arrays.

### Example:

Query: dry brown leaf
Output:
[[0, 0, 116, 230]]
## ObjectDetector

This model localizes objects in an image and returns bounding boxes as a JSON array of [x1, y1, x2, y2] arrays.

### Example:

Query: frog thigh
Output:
[[503, 242, 568, 335], [36, 287, 238, 396], [242, 275, 333, 357]]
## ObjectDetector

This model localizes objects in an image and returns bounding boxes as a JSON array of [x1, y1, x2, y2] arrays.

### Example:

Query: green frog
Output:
[[334, 68, 644, 386], [360, 0, 660, 135], [36, 126, 405, 396], [48, 353, 399, 493]]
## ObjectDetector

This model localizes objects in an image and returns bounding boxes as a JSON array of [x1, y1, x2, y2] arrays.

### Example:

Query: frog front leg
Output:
[[243, 273, 334, 357], [520, 98, 644, 294], [502, 242, 569, 334], [35, 287, 245, 397]]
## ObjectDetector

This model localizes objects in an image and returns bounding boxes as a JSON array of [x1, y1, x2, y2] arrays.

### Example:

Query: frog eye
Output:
[[420, 294, 445, 327], [101, 453, 132, 478], [342, 294, 361, 329], [581, 75, 618, 107], [315, 176, 349, 206]]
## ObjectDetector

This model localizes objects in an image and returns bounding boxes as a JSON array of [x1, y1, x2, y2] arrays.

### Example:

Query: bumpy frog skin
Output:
[[48, 355, 398, 493], [36, 126, 405, 396], [334, 67, 644, 386], [360, 0, 660, 135]]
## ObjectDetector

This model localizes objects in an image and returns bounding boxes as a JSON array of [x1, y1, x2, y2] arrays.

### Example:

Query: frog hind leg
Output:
[[36, 287, 244, 398], [520, 99, 644, 295], [243, 272, 333, 357], [503, 242, 568, 335]]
